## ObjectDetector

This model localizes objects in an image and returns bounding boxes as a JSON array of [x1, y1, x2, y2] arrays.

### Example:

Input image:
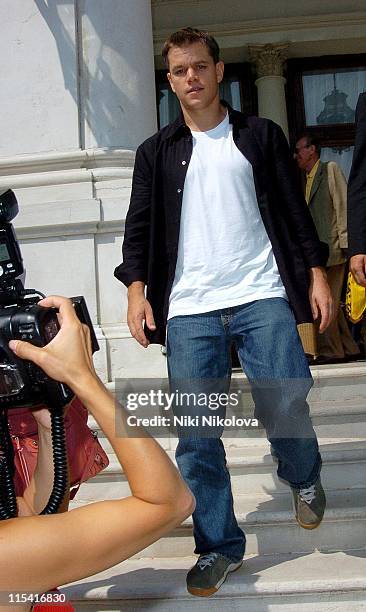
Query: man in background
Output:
[[295, 134, 360, 363]]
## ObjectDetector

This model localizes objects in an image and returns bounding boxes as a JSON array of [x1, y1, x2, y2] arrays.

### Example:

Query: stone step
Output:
[[108, 361, 366, 385], [72, 438, 366, 501], [70, 487, 366, 558], [61, 549, 366, 611], [91, 399, 366, 458], [107, 361, 366, 404], [93, 364, 366, 449], [230, 439, 366, 495]]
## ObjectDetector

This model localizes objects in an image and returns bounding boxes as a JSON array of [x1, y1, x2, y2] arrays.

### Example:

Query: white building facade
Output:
[[1, 0, 366, 382]]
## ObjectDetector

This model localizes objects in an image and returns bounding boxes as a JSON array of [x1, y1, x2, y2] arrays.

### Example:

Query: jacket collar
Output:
[[161, 101, 248, 141]]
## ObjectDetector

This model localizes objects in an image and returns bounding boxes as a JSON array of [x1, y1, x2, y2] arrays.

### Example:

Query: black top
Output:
[[348, 92, 366, 257], [115, 103, 328, 345]]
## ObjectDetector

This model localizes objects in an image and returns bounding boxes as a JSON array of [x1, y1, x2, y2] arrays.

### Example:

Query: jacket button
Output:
[[177, 188, 182, 193], [182, 160, 186, 165]]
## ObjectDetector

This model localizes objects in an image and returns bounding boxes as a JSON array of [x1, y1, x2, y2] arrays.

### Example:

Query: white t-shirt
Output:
[[168, 113, 286, 319]]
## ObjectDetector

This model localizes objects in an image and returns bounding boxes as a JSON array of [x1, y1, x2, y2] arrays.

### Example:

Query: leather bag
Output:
[[7, 396, 109, 499]]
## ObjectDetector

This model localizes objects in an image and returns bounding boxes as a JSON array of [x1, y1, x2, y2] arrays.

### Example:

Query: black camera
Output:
[[0, 189, 99, 410]]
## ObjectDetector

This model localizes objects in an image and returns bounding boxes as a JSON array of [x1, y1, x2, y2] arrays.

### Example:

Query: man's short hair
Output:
[[298, 133, 321, 156], [162, 27, 220, 67]]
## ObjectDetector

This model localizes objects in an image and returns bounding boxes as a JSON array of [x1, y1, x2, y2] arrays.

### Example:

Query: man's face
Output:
[[294, 137, 316, 170], [167, 42, 224, 113]]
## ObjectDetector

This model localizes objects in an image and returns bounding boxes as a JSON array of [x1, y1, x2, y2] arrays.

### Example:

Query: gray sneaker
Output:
[[292, 477, 326, 529], [186, 552, 243, 597]]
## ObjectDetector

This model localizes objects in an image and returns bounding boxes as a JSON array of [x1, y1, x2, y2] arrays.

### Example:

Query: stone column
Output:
[[80, 0, 157, 150], [249, 43, 290, 140]]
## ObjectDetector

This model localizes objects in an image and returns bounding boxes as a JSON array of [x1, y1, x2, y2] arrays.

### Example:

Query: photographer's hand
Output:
[[9, 295, 96, 394]]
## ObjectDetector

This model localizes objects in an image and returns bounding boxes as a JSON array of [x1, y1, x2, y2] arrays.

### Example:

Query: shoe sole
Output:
[[187, 560, 243, 597], [296, 515, 322, 530]]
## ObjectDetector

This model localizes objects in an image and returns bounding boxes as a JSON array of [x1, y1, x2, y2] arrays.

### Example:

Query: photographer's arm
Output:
[[0, 296, 194, 594], [17, 407, 70, 517]]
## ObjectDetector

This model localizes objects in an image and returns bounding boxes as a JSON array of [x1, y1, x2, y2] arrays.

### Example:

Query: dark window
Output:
[[286, 55, 366, 178], [155, 63, 257, 129]]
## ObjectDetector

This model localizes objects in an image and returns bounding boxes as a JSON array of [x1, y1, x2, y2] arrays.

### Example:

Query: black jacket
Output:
[[114, 104, 328, 344], [348, 92, 366, 257]]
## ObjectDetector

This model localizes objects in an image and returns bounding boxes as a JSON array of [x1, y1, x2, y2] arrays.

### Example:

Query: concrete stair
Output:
[[70, 438, 366, 502], [62, 363, 366, 610], [62, 551, 366, 611]]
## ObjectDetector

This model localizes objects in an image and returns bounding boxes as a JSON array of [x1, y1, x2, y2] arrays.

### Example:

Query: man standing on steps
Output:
[[115, 28, 333, 598], [294, 133, 360, 363]]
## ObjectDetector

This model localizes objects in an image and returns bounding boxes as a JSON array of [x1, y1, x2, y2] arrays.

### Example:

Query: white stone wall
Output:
[[1, 0, 79, 157], [0, 0, 164, 383], [80, 0, 157, 150]]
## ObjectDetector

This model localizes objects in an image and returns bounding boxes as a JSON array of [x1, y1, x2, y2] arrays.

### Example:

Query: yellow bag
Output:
[[345, 272, 366, 323]]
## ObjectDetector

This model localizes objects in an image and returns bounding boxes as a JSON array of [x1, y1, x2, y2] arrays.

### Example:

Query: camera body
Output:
[[0, 190, 99, 409]]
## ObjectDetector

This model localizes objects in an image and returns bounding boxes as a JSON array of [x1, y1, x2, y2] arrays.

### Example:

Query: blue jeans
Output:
[[167, 298, 321, 562]]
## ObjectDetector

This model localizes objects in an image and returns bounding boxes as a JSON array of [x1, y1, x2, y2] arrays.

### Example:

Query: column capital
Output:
[[249, 43, 290, 78]]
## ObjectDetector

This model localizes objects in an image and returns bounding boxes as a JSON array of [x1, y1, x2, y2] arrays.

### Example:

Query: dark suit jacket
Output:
[[115, 104, 328, 344], [348, 92, 366, 256]]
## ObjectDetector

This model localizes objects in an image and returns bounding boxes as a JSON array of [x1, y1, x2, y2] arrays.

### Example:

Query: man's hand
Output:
[[350, 254, 366, 288], [309, 267, 334, 333], [127, 281, 156, 348]]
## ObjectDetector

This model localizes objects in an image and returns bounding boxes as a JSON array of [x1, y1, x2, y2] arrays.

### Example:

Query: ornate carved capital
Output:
[[249, 43, 290, 78]]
